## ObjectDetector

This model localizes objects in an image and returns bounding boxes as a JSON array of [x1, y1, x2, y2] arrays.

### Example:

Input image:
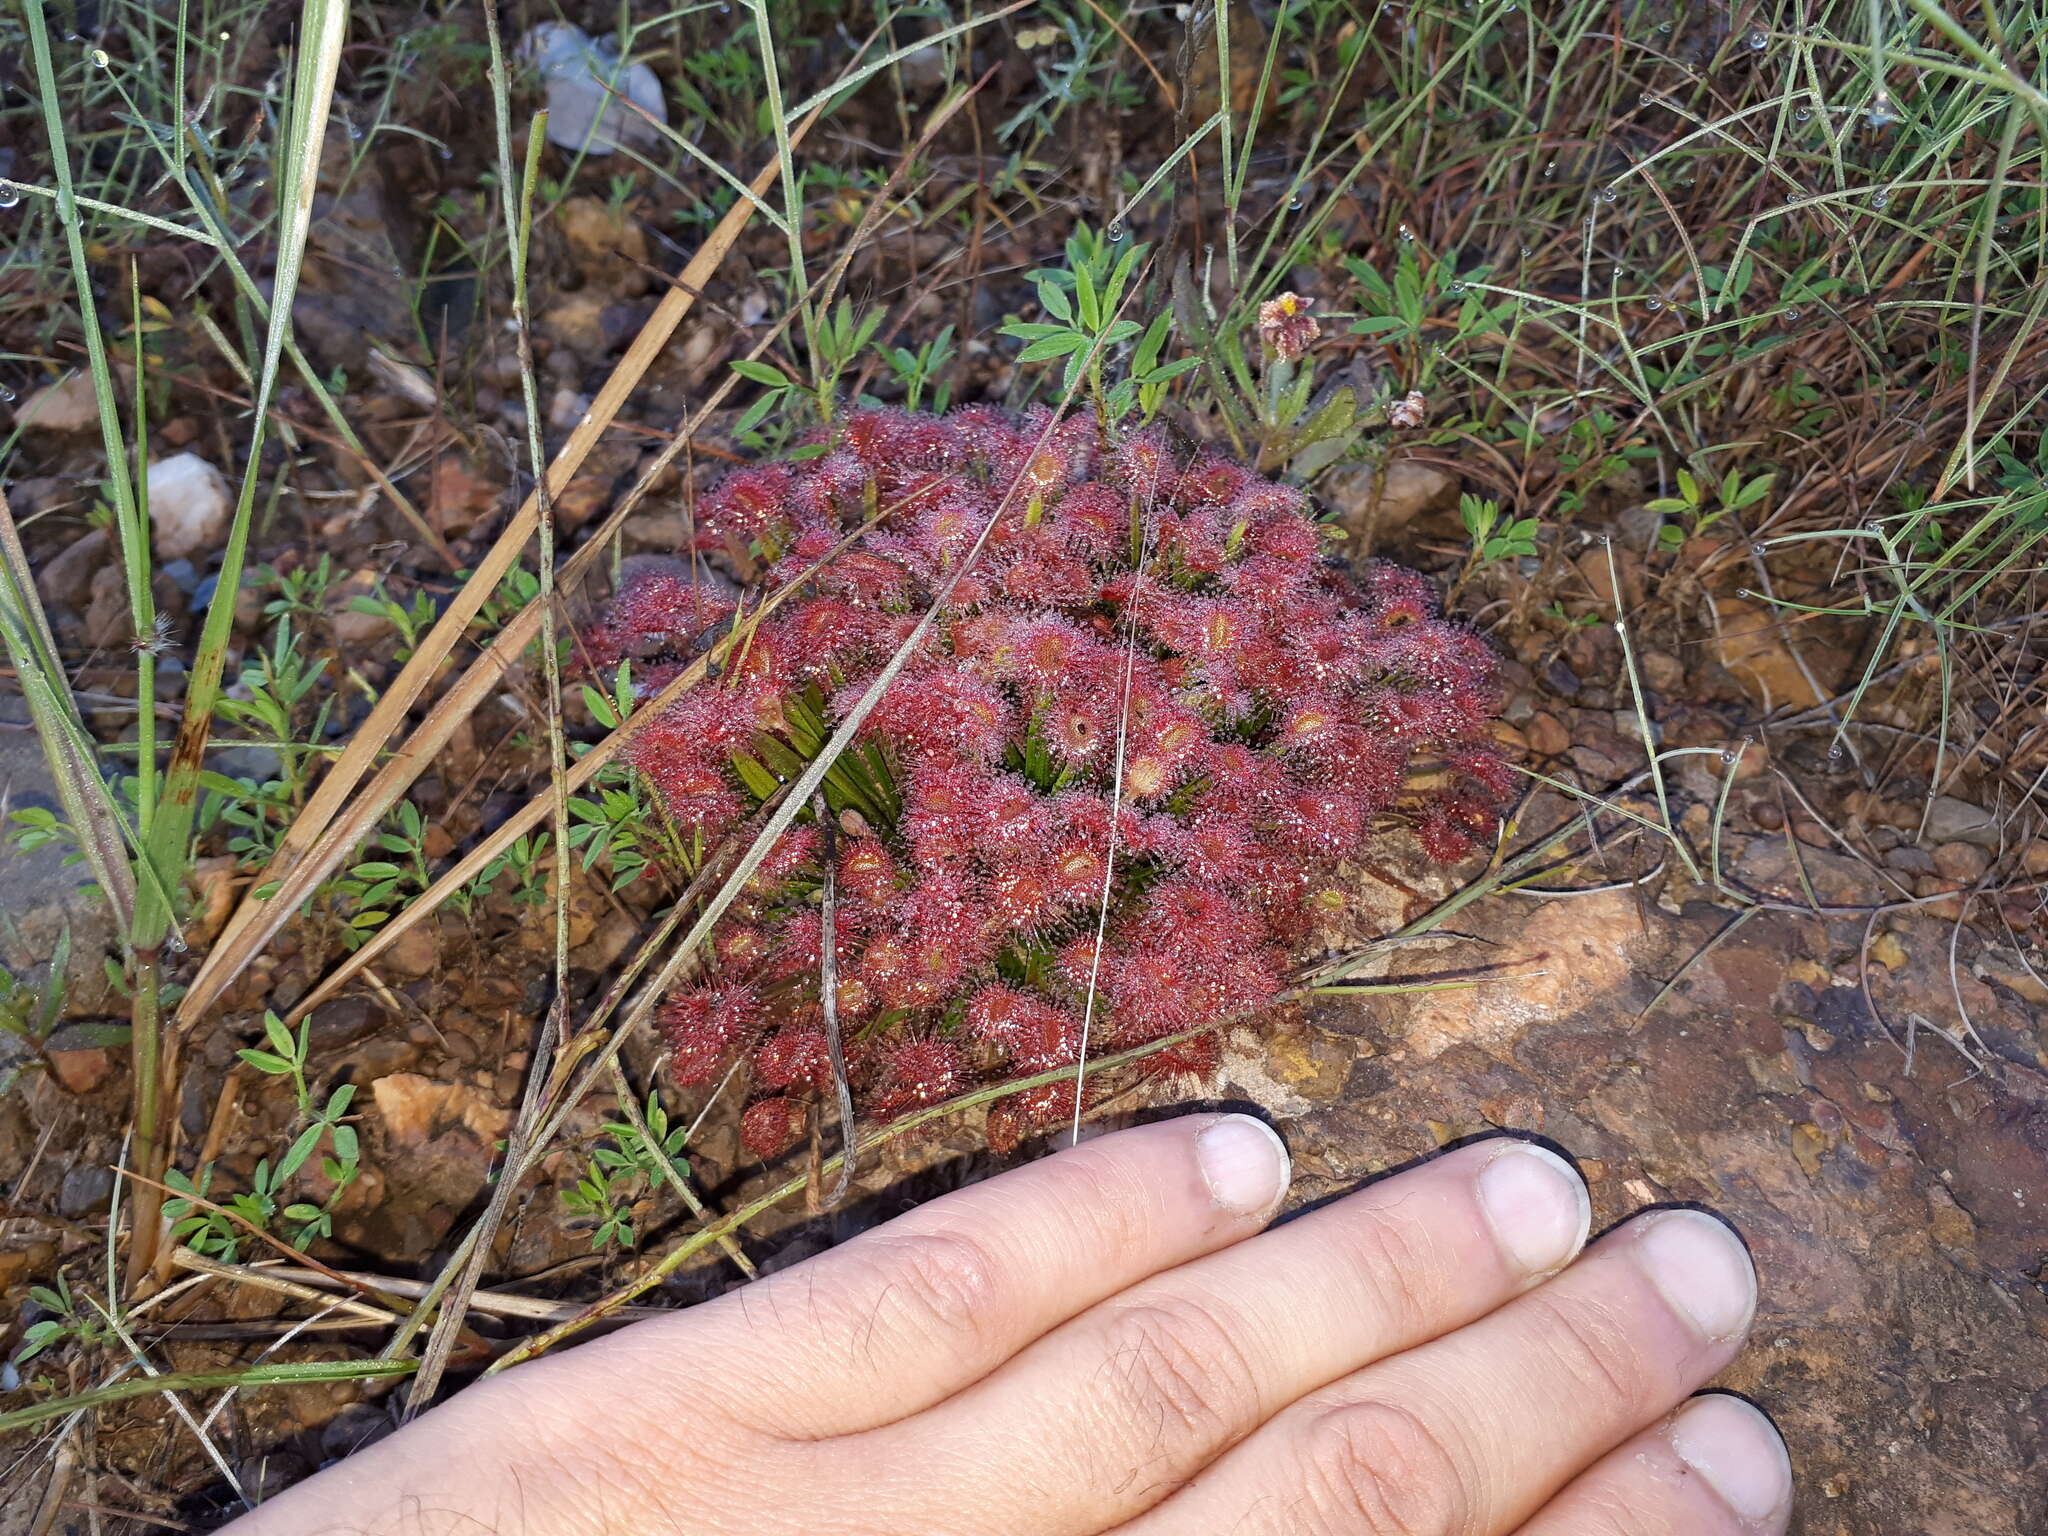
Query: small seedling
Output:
[[1648, 466, 1776, 552], [1001, 225, 1195, 423], [1460, 494, 1541, 564]]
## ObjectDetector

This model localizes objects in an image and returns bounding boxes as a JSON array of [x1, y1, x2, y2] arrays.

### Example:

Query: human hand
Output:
[[230, 1114, 1791, 1534]]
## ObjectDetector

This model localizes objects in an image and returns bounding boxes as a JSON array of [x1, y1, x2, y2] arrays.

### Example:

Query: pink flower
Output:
[[1256, 292, 1320, 361]]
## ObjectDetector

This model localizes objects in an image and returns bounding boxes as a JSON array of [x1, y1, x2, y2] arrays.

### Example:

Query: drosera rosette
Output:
[[590, 404, 1510, 1159]]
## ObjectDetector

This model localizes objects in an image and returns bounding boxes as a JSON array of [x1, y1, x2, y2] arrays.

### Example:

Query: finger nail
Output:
[[1196, 1114, 1290, 1216], [1476, 1141, 1590, 1276], [1637, 1210, 1757, 1341], [1670, 1394, 1793, 1523]]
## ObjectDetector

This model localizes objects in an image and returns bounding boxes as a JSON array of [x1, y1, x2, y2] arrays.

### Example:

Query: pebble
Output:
[[1923, 795, 1999, 848], [327, 568, 396, 646], [12, 372, 99, 432], [45, 1045, 113, 1095], [1525, 711, 1570, 756], [34, 527, 108, 609], [382, 922, 440, 979], [548, 387, 592, 431], [1931, 841, 1991, 883], [146, 452, 232, 560], [1884, 845, 1935, 875], [517, 23, 667, 156], [57, 1164, 114, 1219]]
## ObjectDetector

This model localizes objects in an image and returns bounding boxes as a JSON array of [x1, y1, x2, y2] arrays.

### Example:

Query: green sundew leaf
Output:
[[730, 752, 782, 802], [237, 1048, 293, 1074], [730, 358, 788, 385], [751, 734, 808, 780]]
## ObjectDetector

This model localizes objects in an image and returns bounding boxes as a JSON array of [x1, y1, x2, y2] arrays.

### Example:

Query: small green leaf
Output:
[[1017, 333, 1087, 363]]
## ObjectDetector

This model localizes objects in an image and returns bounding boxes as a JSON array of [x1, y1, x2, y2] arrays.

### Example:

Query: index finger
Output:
[[601, 1112, 1292, 1439]]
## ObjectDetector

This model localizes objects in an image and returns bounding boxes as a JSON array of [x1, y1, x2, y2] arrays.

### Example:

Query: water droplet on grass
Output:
[[0, 385, 13, 402], [1599, 185, 1618, 202], [1646, 296, 1663, 311], [1750, 540, 1767, 556], [90, 48, 109, 66], [1748, 29, 1767, 49], [1827, 741, 1846, 760], [1450, 280, 1467, 293], [1398, 223, 1414, 241], [1785, 308, 1801, 323], [0, 190, 18, 210], [1871, 190, 1889, 210], [1793, 106, 1811, 122], [1107, 220, 1125, 242]]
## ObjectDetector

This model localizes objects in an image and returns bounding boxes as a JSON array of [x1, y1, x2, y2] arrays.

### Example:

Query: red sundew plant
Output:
[[592, 405, 1510, 1158]]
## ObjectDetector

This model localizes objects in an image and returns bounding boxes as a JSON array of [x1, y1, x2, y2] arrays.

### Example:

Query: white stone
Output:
[[518, 23, 667, 157], [12, 372, 99, 433], [146, 452, 233, 560]]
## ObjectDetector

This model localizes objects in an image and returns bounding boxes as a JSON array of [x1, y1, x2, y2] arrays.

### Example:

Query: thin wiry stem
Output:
[[1071, 510, 1154, 1146]]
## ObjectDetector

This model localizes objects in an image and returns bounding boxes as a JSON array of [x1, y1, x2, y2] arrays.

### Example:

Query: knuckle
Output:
[[1093, 1297, 1259, 1449], [1523, 1292, 1657, 1420], [1046, 1138, 1167, 1251], [860, 1229, 1007, 1359], [1298, 1399, 1468, 1536], [1342, 1204, 1449, 1338]]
